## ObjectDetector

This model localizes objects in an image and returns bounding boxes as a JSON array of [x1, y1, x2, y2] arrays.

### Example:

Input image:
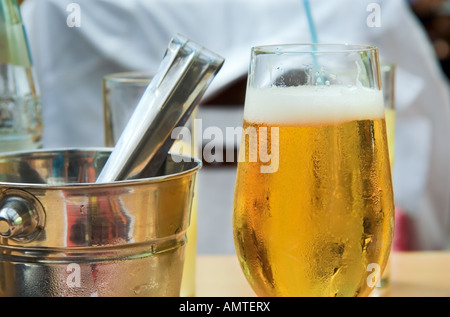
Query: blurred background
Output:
[[410, 0, 450, 80], [18, 0, 450, 254]]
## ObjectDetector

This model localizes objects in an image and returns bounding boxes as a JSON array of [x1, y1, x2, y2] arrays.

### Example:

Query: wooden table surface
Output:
[[195, 251, 450, 297]]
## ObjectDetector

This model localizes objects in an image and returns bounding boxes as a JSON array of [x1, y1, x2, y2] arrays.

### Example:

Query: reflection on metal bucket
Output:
[[0, 148, 201, 297]]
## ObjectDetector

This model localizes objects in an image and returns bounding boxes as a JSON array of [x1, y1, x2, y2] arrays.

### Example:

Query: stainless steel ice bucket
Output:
[[0, 148, 201, 297]]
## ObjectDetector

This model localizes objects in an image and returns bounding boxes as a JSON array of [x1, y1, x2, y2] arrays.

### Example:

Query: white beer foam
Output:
[[244, 85, 385, 125]]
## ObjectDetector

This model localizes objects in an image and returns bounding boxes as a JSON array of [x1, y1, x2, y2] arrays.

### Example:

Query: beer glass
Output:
[[233, 44, 394, 297]]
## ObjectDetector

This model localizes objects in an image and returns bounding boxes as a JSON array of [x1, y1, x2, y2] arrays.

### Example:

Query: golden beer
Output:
[[233, 86, 394, 296]]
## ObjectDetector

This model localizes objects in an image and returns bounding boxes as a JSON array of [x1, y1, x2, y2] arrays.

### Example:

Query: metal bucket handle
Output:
[[0, 189, 45, 242]]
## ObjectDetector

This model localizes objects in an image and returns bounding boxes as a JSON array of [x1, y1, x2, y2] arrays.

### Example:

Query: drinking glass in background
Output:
[[381, 63, 396, 169], [102, 71, 198, 297], [372, 62, 396, 296], [233, 44, 395, 297], [102, 72, 153, 147]]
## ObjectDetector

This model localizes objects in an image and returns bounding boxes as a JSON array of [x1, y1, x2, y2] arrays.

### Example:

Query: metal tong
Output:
[[96, 34, 224, 183]]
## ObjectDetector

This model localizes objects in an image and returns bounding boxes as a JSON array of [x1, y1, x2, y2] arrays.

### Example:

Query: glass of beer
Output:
[[233, 44, 394, 297]]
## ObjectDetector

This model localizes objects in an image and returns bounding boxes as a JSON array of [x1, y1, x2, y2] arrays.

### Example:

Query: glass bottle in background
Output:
[[0, 0, 43, 152]]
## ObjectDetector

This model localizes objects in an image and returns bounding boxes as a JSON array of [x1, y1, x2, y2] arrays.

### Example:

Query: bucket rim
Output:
[[0, 147, 202, 188]]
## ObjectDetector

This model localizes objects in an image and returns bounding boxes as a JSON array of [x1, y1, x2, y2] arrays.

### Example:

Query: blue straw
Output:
[[302, 0, 323, 84], [303, 0, 318, 44]]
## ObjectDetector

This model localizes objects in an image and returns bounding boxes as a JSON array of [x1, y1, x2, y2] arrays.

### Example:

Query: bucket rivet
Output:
[[0, 192, 44, 241], [0, 220, 11, 236]]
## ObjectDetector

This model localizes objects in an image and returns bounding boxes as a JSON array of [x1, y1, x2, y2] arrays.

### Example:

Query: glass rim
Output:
[[252, 43, 378, 54], [103, 71, 154, 83]]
